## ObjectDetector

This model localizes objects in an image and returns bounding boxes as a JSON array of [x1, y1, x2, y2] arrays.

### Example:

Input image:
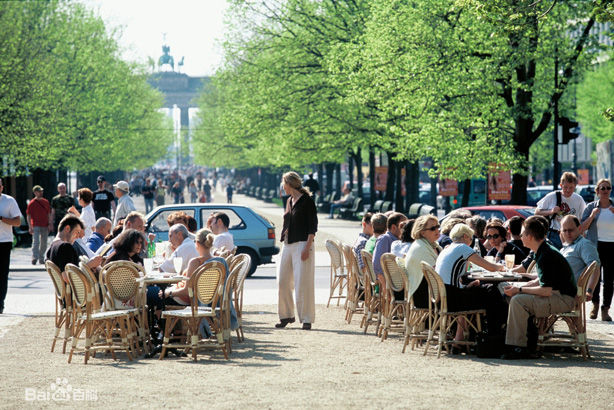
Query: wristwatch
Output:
[[168, 290, 173, 298], [518, 287, 522, 293], [587, 287, 593, 294]]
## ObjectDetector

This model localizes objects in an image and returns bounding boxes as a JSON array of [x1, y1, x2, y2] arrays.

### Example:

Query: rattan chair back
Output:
[[360, 250, 377, 283], [101, 261, 141, 309], [326, 240, 344, 272], [381, 253, 407, 294], [189, 260, 225, 309], [421, 262, 445, 312], [65, 263, 91, 311], [46, 260, 66, 300]]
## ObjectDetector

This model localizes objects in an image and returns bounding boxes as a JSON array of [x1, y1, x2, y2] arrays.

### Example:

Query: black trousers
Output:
[[0, 242, 12, 310], [593, 241, 614, 308]]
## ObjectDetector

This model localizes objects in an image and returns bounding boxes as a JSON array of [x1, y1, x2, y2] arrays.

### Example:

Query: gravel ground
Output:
[[3, 305, 614, 409]]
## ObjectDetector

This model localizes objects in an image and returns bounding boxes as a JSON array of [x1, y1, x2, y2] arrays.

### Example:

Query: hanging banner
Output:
[[439, 179, 458, 197], [577, 169, 589, 185], [375, 166, 388, 192], [488, 163, 512, 201], [401, 168, 406, 197]]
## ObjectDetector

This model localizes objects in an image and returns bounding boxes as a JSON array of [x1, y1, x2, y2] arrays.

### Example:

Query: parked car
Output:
[[575, 185, 598, 203], [146, 204, 279, 276], [527, 186, 553, 206], [442, 205, 535, 222]]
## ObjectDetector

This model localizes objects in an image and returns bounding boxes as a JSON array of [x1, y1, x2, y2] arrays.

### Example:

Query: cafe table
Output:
[[466, 269, 526, 283], [137, 271, 186, 358]]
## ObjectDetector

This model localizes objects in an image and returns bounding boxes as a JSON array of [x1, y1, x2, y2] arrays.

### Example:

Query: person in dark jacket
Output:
[[276, 172, 318, 330]]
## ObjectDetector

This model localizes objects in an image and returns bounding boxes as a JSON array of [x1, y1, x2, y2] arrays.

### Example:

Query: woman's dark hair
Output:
[[105, 224, 124, 242], [113, 229, 145, 254], [400, 219, 415, 243]]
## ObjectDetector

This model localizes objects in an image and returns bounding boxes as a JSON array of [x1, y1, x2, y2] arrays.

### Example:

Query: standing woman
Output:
[[581, 178, 614, 321], [276, 172, 318, 330]]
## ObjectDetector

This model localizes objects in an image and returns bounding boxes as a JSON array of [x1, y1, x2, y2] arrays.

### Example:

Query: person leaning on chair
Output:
[[502, 216, 577, 359], [276, 172, 318, 330]]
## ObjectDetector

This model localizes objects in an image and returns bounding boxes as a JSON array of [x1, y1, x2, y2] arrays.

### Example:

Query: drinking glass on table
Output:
[[485, 255, 496, 264], [143, 258, 154, 274], [504, 254, 515, 270], [173, 257, 183, 275]]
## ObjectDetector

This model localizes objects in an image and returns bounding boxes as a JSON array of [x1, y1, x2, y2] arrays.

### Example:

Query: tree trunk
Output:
[[405, 161, 420, 210], [335, 163, 342, 193], [317, 163, 324, 195], [385, 152, 395, 202], [347, 155, 354, 190], [395, 159, 403, 212], [349, 148, 363, 200], [325, 162, 335, 196], [369, 147, 376, 208], [461, 179, 471, 207]]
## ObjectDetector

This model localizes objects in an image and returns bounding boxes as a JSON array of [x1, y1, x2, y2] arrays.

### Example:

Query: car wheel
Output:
[[237, 247, 259, 277]]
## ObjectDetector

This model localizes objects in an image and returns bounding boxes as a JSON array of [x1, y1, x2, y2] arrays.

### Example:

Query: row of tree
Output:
[[0, 0, 173, 176], [193, 0, 611, 204]]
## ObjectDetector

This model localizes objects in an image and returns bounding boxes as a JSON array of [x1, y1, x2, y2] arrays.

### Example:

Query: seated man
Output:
[[328, 186, 353, 219], [86, 217, 112, 253], [507, 216, 530, 257], [364, 213, 387, 255], [372, 212, 407, 297], [96, 211, 148, 257], [559, 215, 601, 318], [46, 215, 102, 274], [159, 224, 199, 274], [502, 216, 577, 359], [206, 211, 234, 251], [352, 212, 373, 271]]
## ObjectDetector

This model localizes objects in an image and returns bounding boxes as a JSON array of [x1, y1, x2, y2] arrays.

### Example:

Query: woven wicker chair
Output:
[[536, 261, 599, 359], [79, 261, 102, 310], [421, 262, 485, 358], [160, 260, 228, 361], [380, 253, 408, 341], [360, 250, 381, 335], [232, 253, 252, 342], [402, 271, 431, 354], [65, 264, 134, 364], [46, 261, 72, 354], [325, 240, 347, 307], [342, 244, 364, 324], [101, 261, 148, 355], [222, 269, 238, 354]]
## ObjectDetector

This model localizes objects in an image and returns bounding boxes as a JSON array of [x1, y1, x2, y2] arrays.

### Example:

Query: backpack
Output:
[[548, 191, 562, 229]]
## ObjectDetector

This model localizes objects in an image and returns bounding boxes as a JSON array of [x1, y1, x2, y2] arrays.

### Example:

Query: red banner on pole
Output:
[[488, 163, 511, 201], [439, 179, 458, 197]]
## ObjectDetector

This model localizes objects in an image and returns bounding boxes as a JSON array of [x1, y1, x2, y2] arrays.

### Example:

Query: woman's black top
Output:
[[281, 193, 318, 244]]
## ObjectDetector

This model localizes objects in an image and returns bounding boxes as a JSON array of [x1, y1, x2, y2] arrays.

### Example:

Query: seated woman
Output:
[[147, 228, 238, 333], [435, 223, 507, 341], [404, 215, 442, 308], [104, 229, 145, 265], [391, 219, 415, 258]]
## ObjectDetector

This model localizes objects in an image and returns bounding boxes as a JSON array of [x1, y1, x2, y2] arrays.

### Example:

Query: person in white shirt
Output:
[[0, 177, 23, 314], [159, 224, 199, 274], [68, 188, 96, 239], [207, 211, 235, 251], [112, 180, 136, 227], [535, 171, 586, 249]]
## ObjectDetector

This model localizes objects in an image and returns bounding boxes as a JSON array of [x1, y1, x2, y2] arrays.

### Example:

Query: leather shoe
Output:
[[302, 323, 311, 330], [501, 346, 529, 360], [275, 317, 295, 328], [31, 259, 37, 265], [590, 304, 599, 320], [601, 307, 612, 322]]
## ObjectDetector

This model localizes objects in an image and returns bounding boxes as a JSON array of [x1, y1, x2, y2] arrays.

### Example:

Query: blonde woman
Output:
[[276, 172, 318, 330], [581, 178, 614, 321], [404, 215, 441, 308]]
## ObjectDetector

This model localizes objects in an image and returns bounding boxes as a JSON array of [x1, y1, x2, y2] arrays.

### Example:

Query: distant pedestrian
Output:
[[171, 181, 183, 204], [226, 184, 234, 203], [276, 172, 318, 330], [155, 183, 166, 206], [50, 183, 74, 233], [189, 181, 198, 203], [203, 180, 212, 202], [304, 173, 320, 198], [113, 180, 136, 227], [26, 185, 52, 265], [92, 176, 116, 220], [0, 177, 23, 314], [142, 178, 155, 214]]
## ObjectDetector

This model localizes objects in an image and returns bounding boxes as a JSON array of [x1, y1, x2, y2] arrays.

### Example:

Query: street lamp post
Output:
[[553, 49, 560, 191]]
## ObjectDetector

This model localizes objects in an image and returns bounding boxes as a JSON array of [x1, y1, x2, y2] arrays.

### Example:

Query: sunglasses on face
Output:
[[599, 186, 612, 191], [423, 225, 440, 231], [486, 234, 501, 240]]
